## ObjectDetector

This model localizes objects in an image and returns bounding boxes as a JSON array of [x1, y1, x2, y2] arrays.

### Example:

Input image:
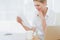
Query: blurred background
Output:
[[0, 0, 60, 33]]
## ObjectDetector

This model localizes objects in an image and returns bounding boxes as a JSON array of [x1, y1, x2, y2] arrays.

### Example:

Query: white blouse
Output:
[[18, 0, 56, 35], [32, 9, 56, 35]]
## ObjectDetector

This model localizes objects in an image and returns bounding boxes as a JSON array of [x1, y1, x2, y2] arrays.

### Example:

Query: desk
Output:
[[0, 33, 26, 40], [0, 33, 44, 40]]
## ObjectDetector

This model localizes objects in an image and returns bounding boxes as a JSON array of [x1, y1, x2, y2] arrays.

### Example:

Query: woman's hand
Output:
[[38, 10, 45, 19], [17, 16, 23, 25], [38, 10, 47, 32], [17, 16, 33, 31]]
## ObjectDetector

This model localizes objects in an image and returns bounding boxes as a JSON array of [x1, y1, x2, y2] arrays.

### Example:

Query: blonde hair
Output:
[[33, 0, 46, 3]]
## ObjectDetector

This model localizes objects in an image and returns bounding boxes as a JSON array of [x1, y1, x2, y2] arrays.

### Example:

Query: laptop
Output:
[[44, 26, 60, 40]]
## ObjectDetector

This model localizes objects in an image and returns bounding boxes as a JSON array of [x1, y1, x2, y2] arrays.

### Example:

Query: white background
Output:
[[0, 0, 60, 33]]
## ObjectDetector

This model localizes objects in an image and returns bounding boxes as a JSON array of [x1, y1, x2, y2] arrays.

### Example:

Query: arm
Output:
[[38, 11, 47, 32], [17, 16, 36, 32], [41, 18, 46, 32], [22, 25, 36, 32], [21, 24, 31, 31]]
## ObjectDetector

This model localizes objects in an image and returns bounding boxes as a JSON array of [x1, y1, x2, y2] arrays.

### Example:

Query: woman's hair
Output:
[[33, 0, 46, 3]]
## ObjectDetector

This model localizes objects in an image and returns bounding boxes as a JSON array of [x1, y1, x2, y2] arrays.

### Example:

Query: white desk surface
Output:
[[0, 33, 26, 40]]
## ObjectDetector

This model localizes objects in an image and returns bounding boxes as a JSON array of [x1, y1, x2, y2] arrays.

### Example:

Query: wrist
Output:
[[21, 21, 25, 27]]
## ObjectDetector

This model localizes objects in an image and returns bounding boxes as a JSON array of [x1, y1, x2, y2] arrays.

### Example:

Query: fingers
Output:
[[17, 16, 22, 21], [17, 16, 23, 25]]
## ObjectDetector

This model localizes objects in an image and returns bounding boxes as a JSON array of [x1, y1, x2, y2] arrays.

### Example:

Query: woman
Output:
[[17, 0, 56, 40]]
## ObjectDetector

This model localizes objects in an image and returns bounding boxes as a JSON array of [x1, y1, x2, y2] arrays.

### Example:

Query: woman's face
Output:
[[34, 1, 47, 11]]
